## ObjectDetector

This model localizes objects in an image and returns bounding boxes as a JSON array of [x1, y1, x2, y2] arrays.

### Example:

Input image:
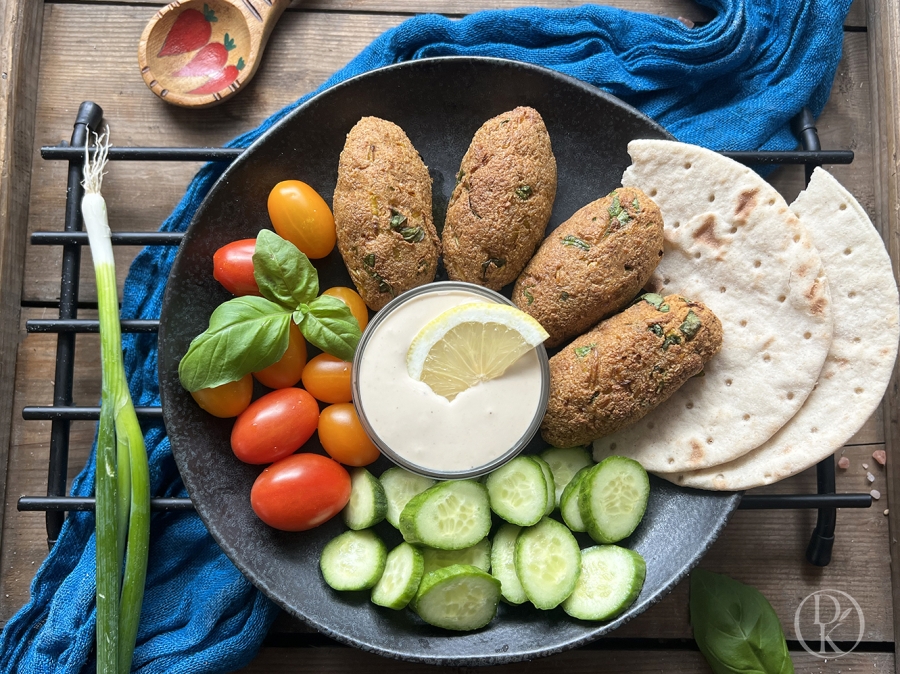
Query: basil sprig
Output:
[[690, 569, 794, 674], [179, 230, 361, 392]]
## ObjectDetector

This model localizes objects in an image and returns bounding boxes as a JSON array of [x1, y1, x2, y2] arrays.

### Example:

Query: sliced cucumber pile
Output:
[[421, 538, 491, 575], [562, 545, 646, 621], [579, 456, 650, 544], [320, 529, 386, 591], [413, 564, 501, 631], [319, 454, 650, 632], [343, 468, 387, 530], [399, 480, 491, 550]]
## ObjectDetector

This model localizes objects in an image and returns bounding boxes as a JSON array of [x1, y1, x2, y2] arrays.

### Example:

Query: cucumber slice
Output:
[[490, 523, 527, 605], [485, 456, 547, 526], [342, 468, 388, 530], [515, 517, 581, 609], [562, 545, 646, 621], [371, 542, 424, 610], [541, 446, 593, 506], [422, 538, 491, 575], [399, 480, 491, 550], [320, 529, 387, 591], [413, 564, 501, 631], [579, 456, 650, 544], [531, 455, 556, 516], [560, 466, 592, 533], [379, 467, 435, 529]]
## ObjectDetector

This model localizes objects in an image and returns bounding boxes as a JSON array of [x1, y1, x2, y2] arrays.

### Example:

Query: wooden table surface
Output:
[[1, 0, 899, 672]]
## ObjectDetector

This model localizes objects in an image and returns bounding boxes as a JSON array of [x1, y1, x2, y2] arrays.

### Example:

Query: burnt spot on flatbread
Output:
[[692, 215, 723, 249], [804, 277, 829, 316], [690, 439, 704, 463], [735, 188, 759, 220]]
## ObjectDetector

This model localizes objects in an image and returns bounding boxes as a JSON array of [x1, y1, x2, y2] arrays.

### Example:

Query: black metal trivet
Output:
[[17, 102, 873, 567]]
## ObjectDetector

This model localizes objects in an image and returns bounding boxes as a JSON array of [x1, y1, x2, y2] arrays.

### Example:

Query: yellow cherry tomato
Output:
[[190, 373, 253, 418], [318, 403, 380, 466], [267, 180, 336, 259], [322, 286, 369, 331], [302, 353, 352, 404], [253, 322, 308, 389]]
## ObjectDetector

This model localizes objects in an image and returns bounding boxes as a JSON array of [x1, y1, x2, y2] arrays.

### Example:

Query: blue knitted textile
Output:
[[0, 1, 850, 671]]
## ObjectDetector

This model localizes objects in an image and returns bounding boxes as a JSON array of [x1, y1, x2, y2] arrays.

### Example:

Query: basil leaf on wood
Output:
[[253, 229, 318, 307], [178, 296, 292, 391], [690, 569, 795, 674], [295, 295, 361, 362]]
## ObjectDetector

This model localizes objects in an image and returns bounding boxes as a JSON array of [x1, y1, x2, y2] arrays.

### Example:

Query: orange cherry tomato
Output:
[[322, 286, 369, 331], [301, 354, 352, 404], [190, 373, 253, 418], [250, 453, 351, 531], [253, 322, 308, 389], [212, 239, 260, 296], [267, 180, 336, 259], [317, 403, 380, 467], [231, 388, 319, 464]]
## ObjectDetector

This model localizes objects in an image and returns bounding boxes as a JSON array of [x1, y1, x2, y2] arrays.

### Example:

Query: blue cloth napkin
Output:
[[0, 1, 851, 671]]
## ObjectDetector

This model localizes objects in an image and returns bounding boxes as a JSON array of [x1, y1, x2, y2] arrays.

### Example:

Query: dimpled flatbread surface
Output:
[[593, 140, 833, 473], [674, 168, 900, 490], [333, 117, 441, 311]]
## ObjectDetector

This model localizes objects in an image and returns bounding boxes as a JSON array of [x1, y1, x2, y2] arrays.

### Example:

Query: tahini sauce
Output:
[[356, 290, 544, 473]]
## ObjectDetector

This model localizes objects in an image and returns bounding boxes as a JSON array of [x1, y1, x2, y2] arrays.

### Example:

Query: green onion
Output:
[[82, 130, 150, 674]]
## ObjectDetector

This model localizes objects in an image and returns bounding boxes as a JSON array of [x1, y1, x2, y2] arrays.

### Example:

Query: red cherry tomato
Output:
[[231, 388, 319, 464], [250, 453, 351, 531], [301, 354, 352, 404], [318, 403, 380, 466], [189, 373, 253, 418], [213, 239, 260, 296], [253, 322, 308, 389], [267, 180, 336, 259], [322, 286, 369, 331]]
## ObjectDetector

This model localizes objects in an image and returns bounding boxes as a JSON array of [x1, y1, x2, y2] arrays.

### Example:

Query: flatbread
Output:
[[673, 168, 900, 490], [593, 140, 833, 473]]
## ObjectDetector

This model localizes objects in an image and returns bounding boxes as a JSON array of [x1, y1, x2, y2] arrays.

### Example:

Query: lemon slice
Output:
[[407, 302, 549, 401]]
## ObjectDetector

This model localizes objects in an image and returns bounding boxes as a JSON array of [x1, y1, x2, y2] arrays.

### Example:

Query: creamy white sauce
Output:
[[356, 289, 544, 474]]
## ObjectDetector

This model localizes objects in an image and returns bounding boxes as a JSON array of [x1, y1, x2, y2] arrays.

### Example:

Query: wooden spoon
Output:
[[138, 0, 289, 108]]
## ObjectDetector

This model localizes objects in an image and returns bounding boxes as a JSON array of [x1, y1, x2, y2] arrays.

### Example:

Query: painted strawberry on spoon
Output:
[[157, 4, 217, 57], [175, 33, 235, 77], [189, 58, 245, 95]]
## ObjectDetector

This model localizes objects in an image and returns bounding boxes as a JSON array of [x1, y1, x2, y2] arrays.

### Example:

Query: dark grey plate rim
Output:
[[159, 55, 742, 666]]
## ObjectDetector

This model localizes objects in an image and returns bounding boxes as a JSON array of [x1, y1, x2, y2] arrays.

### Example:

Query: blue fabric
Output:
[[0, 1, 850, 672]]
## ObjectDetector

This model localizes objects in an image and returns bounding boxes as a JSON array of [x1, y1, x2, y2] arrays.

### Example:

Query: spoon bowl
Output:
[[138, 0, 288, 107]]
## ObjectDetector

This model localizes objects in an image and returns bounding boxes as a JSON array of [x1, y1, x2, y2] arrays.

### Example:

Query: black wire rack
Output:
[[17, 101, 874, 567]]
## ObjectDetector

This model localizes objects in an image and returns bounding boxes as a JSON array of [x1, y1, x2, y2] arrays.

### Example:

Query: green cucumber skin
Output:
[[562, 546, 646, 621], [399, 480, 491, 550], [531, 456, 557, 516], [490, 523, 527, 605], [371, 542, 425, 610], [579, 456, 650, 545], [560, 466, 592, 532], [320, 529, 387, 591], [413, 564, 501, 631], [343, 468, 388, 530], [485, 456, 547, 526], [540, 446, 593, 506], [514, 517, 582, 610]]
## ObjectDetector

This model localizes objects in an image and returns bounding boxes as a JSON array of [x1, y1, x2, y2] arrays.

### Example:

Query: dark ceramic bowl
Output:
[[158, 57, 740, 666]]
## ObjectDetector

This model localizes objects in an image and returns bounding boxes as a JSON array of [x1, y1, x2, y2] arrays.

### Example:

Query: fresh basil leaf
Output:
[[297, 295, 361, 362], [179, 296, 292, 391], [690, 569, 794, 674], [253, 229, 318, 308]]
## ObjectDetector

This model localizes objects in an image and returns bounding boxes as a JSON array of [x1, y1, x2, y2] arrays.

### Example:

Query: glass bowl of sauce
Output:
[[351, 281, 550, 480]]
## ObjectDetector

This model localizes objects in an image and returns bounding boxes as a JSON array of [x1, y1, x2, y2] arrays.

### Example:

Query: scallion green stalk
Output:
[[82, 130, 150, 674]]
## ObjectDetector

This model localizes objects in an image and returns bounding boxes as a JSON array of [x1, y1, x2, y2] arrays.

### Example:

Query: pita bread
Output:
[[593, 140, 833, 473], [673, 168, 899, 490]]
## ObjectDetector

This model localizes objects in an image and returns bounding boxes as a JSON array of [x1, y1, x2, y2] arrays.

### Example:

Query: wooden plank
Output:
[[235, 647, 894, 673], [0, 0, 44, 557], [865, 1, 900, 673]]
